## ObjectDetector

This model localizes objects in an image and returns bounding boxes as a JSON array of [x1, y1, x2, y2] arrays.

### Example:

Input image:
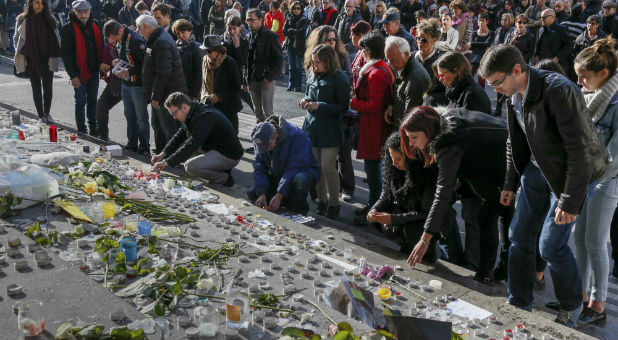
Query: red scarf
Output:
[[73, 21, 103, 82], [321, 6, 336, 25]]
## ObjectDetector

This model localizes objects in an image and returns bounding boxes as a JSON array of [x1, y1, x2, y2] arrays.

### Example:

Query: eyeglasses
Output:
[[246, 17, 258, 22], [325, 37, 337, 42], [292, 6, 301, 9], [516, 20, 528, 24], [541, 15, 554, 19], [416, 37, 428, 43], [488, 71, 510, 88], [170, 107, 182, 117]]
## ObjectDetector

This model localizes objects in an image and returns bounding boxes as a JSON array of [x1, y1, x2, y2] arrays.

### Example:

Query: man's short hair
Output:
[[165, 92, 193, 109], [385, 36, 410, 57], [152, 3, 171, 16], [103, 19, 123, 37], [136, 14, 158, 29], [172, 18, 193, 33], [135, 0, 148, 11], [478, 44, 528, 79], [587, 14, 601, 24], [246, 8, 264, 19]]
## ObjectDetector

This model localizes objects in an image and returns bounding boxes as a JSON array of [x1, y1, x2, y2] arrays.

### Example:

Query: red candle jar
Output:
[[49, 125, 57, 142]]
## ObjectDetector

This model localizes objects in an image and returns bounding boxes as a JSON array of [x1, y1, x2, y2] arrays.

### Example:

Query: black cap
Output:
[[200, 34, 224, 50]]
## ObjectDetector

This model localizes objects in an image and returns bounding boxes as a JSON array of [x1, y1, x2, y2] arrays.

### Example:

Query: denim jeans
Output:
[[151, 103, 179, 153], [287, 46, 303, 90], [74, 75, 99, 132], [122, 85, 150, 152], [364, 159, 383, 207], [247, 172, 315, 214], [508, 164, 588, 312], [574, 178, 618, 302]]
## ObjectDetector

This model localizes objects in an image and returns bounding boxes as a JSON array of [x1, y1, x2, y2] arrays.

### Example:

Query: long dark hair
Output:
[[383, 132, 435, 197], [19, 0, 56, 27], [399, 106, 441, 167]]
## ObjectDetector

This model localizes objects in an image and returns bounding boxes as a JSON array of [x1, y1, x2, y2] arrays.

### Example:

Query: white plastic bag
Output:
[[0, 159, 59, 208]]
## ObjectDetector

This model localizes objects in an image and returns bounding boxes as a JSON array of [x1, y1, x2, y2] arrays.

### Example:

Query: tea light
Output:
[[14, 259, 28, 270], [260, 256, 271, 263], [307, 264, 316, 271], [8, 238, 21, 248], [7, 247, 21, 258], [259, 281, 270, 290], [27, 242, 41, 253], [178, 315, 192, 327], [264, 317, 277, 329], [253, 310, 265, 322], [313, 280, 322, 287], [321, 262, 331, 269], [6, 284, 23, 296], [301, 272, 312, 279], [333, 269, 341, 276], [185, 327, 200, 339], [319, 270, 329, 277], [286, 265, 296, 273], [248, 284, 260, 293], [283, 284, 296, 294], [270, 263, 280, 271]]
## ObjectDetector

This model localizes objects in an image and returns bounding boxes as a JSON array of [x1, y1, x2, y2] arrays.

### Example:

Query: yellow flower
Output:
[[103, 188, 115, 197], [83, 182, 98, 195]]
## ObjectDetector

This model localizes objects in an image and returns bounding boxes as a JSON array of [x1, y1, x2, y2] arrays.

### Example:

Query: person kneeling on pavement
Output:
[[248, 115, 321, 215], [151, 92, 243, 186]]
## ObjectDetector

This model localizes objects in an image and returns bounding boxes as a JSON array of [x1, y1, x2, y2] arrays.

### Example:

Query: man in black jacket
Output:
[[152, 92, 243, 186], [534, 9, 572, 72], [61, 0, 105, 135], [601, 0, 618, 37], [245, 8, 283, 123], [104, 20, 150, 156], [334, 1, 361, 57], [480, 45, 607, 328], [137, 14, 188, 154], [152, 3, 177, 40], [117, 0, 140, 28]]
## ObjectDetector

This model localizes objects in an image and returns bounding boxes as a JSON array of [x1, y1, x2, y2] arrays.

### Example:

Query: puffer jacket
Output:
[[282, 11, 309, 56], [504, 67, 607, 214], [253, 115, 321, 198], [424, 108, 508, 234], [142, 27, 188, 103]]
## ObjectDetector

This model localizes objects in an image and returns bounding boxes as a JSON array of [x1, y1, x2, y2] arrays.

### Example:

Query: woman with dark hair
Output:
[[283, 1, 309, 92], [301, 44, 350, 218], [304, 25, 353, 82], [173, 19, 203, 100], [470, 12, 494, 83], [209, 0, 226, 35], [497, 0, 515, 20], [400, 106, 507, 284], [349, 20, 371, 87], [350, 31, 394, 219], [265, 0, 285, 43], [515, 0, 530, 15], [13, 0, 61, 123], [200, 35, 242, 133], [434, 51, 492, 114], [368, 133, 441, 259]]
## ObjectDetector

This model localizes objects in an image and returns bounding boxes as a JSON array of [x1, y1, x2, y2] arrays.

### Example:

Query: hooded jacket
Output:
[[252, 115, 321, 197]]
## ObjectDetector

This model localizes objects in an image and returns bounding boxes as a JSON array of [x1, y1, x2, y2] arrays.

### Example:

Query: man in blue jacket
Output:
[[248, 115, 320, 215]]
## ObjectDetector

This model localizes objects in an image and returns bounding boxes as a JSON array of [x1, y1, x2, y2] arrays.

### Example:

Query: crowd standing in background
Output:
[[2, 0, 618, 330]]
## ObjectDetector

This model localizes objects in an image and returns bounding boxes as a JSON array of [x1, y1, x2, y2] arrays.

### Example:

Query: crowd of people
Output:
[[1, 0, 618, 330]]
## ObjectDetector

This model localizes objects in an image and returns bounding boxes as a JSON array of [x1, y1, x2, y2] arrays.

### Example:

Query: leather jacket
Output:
[[504, 67, 607, 214]]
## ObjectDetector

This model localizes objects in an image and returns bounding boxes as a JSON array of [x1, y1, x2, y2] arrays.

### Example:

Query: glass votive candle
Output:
[[138, 221, 152, 235], [101, 201, 116, 219]]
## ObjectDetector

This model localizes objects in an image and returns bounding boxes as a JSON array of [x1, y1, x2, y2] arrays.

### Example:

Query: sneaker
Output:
[[245, 146, 255, 154], [579, 307, 606, 325], [340, 193, 352, 202], [326, 205, 340, 219], [555, 306, 582, 328], [534, 276, 546, 290], [315, 201, 327, 216]]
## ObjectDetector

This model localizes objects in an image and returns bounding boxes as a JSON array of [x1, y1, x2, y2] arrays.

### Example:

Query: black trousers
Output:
[[610, 203, 618, 263], [337, 127, 355, 195], [26, 56, 54, 119], [96, 84, 122, 140]]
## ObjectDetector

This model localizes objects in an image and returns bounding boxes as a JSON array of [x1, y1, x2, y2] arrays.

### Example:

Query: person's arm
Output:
[[214, 57, 241, 103], [423, 146, 462, 234], [165, 113, 212, 166], [555, 26, 573, 63], [151, 41, 174, 102], [60, 25, 79, 79], [162, 126, 189, 164], [350, 69, 390, 115], [127, 36, 146, 78], [266, 33, 283, 82], [252, 153, 271, 196], [189, 46, 204, 99]]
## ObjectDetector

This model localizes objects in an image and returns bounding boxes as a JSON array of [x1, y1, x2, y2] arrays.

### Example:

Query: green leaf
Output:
[[281, 327, 318, 340], [110, 327, 145, 340], [169, 282, 183, 295], [376, 330, 396, 339], [333, 330, 351, 340], [174, 266, 189, 279], [337, 322, 354, 333], [154, 302, 166, 316]]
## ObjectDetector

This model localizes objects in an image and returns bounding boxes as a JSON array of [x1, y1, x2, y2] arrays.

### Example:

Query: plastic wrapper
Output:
[[0, 158, 59, 208]]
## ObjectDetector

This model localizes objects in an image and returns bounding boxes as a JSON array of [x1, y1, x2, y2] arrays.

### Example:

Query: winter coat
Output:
[[86, 0, 105, 22], [334, 9, 361, 56], [573, 29, 608, 60], [493, 25, 513, 45], [282, 11, 308, 56], [103, 0, 123, 20], [201, 55, 242, 117], [142, 27, 188, 103], [504, 30, 535, 63], [445, 76, 492, 115], [302, 70, 350, 148], [177, 39, 203, 99], [350, 59, 394, 160], [118, 5, 139, 27], [390, 25, 418, 52], [199, 0, 212, 27], [223, 32, 249, 83], [60, 11, 103, 81], [14, 16, 61, 73], [208, 4, 225, 35], [504, 67, 607, 214], [117, 26, 146, 87], [252, 115, 321, 197], [602, 14, 618, 38], [435, 27, 458, 52], [423, 108, 508, 234], [535, 22, 573, 72], [310, 5, 338, 29], [246, 25, 283, 82], [391, 57, 431, 129], [414, 49, 446, 102], [370, 12, 383, 31], [162, 102, 243, 167], [265, 9, 285, 43]]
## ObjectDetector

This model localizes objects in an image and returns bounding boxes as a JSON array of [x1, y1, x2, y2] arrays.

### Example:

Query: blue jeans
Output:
[[74, 75, 99, 132], [122, 85, 150, 152], [574, 178, 618, 302], [247, 172, 315, 215], [508, 164, 588, 312], [287, 46, 303, 90]]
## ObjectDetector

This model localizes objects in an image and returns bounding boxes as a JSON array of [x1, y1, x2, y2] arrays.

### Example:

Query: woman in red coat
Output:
[[350, 31, 394, 219], [265, 0, 285, 44]]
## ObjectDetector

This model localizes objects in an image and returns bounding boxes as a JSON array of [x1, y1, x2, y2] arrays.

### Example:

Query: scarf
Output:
[[176, 37, 196, 53], [584, 69, 618, 123], [202, 52, 226, 98], [21, 13, 61, 73], [73, 20, 103, 82], [321, 6, 336, 25], [451, 12, 466, 27]]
